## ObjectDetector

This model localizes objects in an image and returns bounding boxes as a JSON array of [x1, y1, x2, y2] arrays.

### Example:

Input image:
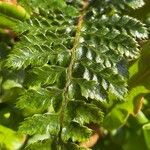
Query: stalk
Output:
[[136, 111, 149, 125], [0, 14, 16, 28], [0, 2, 30, 21]]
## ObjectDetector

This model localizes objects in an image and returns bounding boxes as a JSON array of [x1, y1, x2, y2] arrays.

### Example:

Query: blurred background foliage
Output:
[[0, 0, 150, 149]]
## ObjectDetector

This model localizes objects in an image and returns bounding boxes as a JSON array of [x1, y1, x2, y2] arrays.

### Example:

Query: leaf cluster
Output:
[[0, 0, 149, 149]]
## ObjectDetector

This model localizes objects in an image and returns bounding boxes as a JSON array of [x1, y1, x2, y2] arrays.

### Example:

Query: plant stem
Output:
[[136, 111, 149, 125], [0, 1, 30, 21], [0, 14, 16, 28], [59, 0, 89, 145]]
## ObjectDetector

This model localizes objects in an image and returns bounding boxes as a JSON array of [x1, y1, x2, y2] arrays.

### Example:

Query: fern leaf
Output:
[[25, 139, 52, 150], [62, 121, 92, 142], [17, 88, 62, 114], [25, 139, 90, 150], [3, 0, 148, 148], [91, 0, 145, 12], [19, 114, 60, 135], [24, 65, 65, 86], [126, 0, 145, 9], [100, 14, 148, 39], [6, 1, 147, 101], [62, 142, 91, 150], [66, 101, 104, 125]]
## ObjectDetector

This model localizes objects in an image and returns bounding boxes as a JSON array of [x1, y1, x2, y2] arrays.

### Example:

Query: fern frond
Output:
[[91, 0, 145, 12], [24, 65, 65, 86], [66, 101, 104, 125], [16, 88, 62, 114], [19, 113, 60, 135], [3, 0, 148, 148], [62, 121, 92, 142], [25, 139, 90, 150], [25, 139, 53, 150]]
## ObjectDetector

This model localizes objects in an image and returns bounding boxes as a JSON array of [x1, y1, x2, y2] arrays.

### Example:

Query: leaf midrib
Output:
[[58, 0, 89, 139]]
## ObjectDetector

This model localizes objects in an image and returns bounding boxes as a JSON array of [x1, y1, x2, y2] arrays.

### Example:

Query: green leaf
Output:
[[25, 139, 53, 150], [1, 0, 149, 148], [73, 78, 106, 101], [66, 100, 104, 125], [24, 65, 65, 86], [62, 122, 92, 142], [100, 14, 148, 39], [103, 40, 150, 130], [19, 114, 60, 135], [126, 0, 145, 9], [6, 0, 146, 104], [6, 4, 77, 69], [23, 0, 67, 10], [0, 125, 25, 150], [129, 40, 150, 89], [103, 105, 129, 130], [92, 0, 145, 11], [103, 85, 149, 130], [17, 88, 62, 114]]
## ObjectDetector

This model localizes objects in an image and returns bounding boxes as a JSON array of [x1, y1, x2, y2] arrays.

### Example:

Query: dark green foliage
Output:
[[19, 114, 60, 135], [16, 88, 59, 114], [66, 100, 103, 124], [25, 139, 53, 150], [0, 0, 149, 149]]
